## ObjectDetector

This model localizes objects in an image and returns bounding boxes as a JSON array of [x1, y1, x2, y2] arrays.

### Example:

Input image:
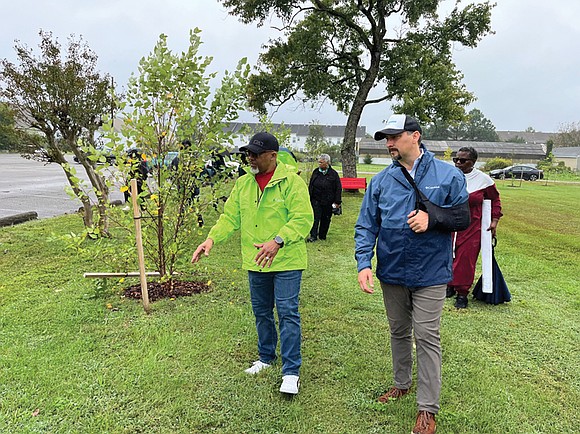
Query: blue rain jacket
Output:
[[355, 146, 468, 288]]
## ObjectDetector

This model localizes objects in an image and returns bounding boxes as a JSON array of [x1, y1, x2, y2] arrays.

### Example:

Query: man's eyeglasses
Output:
[[244, 150, 273, 158], [453, 158, 473, 164], [244, 150, 261, 158]]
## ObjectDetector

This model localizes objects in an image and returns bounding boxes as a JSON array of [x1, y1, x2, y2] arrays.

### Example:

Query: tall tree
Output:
[[424, 108, 498, 141], [0, 103, 19, 150], [220, 0, 494, 177], [304, 121, 341, 168], [0, 31, 114, 233], [460, 108, 499, 141], [554, 121, 580, 147], [304, 122, 328, 179], [304, 123, 327, 154], [545, 138, 554, 157]]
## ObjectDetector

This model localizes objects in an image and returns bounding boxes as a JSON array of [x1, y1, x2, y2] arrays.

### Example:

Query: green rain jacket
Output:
[[208, 162, 314, 272]]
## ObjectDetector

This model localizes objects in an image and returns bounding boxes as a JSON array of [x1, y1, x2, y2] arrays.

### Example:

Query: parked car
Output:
[[150, 151, 179, 169], [164, 149, 240, 176], [73, 145, 116, 165], [489, 165, 544, 181]]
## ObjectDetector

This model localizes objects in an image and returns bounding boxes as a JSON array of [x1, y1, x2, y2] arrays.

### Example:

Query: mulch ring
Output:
[[124, 280, 210, 302]]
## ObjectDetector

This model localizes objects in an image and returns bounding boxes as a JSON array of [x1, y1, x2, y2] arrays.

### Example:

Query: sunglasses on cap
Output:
[[452, 157, 473, 164]]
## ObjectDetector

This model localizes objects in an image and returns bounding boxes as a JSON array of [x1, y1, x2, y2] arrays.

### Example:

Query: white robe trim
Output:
[[465, 169, 495, 194]]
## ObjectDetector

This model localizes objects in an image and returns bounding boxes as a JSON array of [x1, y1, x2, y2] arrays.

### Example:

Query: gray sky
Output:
[[1, 0, 579, 133]]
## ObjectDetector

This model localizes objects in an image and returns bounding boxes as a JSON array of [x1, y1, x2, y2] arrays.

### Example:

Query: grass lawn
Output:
[[0, 178, 578, 433]]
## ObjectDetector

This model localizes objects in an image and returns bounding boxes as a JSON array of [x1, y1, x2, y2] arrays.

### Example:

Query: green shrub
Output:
[[363, 153, 373, 164], [542, 161, 574, 174], [482, 157, 511, 172], [293, 150, 311, 162]]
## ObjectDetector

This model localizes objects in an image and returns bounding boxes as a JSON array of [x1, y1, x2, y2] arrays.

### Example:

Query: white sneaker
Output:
[[279, 375, 300, 395], [244, 360, 271, 375]]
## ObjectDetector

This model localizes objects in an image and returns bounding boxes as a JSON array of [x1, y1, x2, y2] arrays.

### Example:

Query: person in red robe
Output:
[[447, 147, 503, 309]]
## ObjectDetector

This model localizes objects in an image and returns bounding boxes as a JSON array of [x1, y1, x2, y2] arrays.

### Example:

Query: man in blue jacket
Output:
[[355, 114, 468, 434]]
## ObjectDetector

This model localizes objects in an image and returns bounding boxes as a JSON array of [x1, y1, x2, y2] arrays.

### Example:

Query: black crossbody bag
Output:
[[401, 166, 470, 232]]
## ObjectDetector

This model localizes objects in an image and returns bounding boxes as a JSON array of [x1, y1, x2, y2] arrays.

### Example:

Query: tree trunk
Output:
[[341, 53, 382, 178], [80, 200, 94, 228], [69, 144, 111, 236], [157, 202, 166, 277], [61, 160, 94, 228], [341, 104, 364, 178], [84, 129, 111, 236], [45, 147, 93, 228]]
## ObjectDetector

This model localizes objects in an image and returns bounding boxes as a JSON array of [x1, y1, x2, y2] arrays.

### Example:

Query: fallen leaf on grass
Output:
[[32, 409, 40, 417]]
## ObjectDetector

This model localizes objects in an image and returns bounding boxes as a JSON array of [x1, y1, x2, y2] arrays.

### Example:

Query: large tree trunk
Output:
[[341, 102, 364, 178], [341, 53, 382, 178]]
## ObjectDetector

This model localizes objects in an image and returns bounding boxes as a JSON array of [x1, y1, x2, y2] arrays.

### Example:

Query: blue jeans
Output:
[[248, 270, 302, 376]]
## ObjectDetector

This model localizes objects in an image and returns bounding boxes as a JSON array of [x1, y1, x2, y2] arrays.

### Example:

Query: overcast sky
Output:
[[1, 0, 579, 133]]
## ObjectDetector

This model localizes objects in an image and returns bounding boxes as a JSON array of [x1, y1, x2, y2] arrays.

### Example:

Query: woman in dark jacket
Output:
[[307, 154, 342, 242]]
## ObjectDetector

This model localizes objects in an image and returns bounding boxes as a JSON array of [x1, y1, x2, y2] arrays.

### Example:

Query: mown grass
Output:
[[0, 179, 578, 433]]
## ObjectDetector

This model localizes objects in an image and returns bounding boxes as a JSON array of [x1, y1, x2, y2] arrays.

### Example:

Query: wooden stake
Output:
[[130, 179, 150, 314]]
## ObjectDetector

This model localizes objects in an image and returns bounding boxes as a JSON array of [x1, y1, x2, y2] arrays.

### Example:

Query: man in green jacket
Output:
[[192, 132, 313, 395]]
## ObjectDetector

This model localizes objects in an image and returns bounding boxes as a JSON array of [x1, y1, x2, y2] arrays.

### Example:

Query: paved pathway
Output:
[[0, 153, 124, 220]]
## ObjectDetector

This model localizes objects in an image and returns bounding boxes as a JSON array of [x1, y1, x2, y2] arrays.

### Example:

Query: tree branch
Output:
[[311, 0, 374, 51], [365, 93, 394, 105]]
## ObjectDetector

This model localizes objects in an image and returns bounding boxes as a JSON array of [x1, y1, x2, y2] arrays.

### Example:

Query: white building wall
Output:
[[227, 123, 365, 153]]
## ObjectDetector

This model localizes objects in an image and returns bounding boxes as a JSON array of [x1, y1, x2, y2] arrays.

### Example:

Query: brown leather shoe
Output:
[[412, 410, 436, 434], [377, 386, 409, 403]]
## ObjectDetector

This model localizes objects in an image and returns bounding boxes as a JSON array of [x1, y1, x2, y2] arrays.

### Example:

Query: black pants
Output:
[[310, 200, 333, 240]]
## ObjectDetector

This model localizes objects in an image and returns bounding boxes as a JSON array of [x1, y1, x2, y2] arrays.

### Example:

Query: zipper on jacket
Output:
[[256, 175, 283, 207]]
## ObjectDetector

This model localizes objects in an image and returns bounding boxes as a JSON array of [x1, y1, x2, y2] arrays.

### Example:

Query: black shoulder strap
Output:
[[400, 166, 418, 193], [400, 166, 424, 211]]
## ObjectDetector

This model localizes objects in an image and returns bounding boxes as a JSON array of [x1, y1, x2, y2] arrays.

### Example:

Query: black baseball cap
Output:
[[374, 114, 422, 140], [240, 132, 279, 154]]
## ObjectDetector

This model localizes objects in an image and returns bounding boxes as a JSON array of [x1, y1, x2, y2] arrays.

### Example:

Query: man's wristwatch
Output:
[[274, 235, 284, 248]]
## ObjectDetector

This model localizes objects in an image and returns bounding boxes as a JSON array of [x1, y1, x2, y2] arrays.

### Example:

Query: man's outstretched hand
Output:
[[191, 238, 214, 263]]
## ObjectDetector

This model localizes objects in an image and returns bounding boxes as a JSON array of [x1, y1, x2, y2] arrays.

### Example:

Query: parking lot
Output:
[[0, 153, 124, 220]]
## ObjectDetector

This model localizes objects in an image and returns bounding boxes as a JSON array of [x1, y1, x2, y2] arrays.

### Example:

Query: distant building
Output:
[[496, 130, 555, 144], [225, 122, 367, 152], [552, 147, 580, 172], [423, 141, 547, 161], [358, 138, 547, 165]]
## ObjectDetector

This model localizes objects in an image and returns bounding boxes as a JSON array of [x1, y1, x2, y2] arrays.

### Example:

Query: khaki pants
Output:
[[380, 282, 446, 414]]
